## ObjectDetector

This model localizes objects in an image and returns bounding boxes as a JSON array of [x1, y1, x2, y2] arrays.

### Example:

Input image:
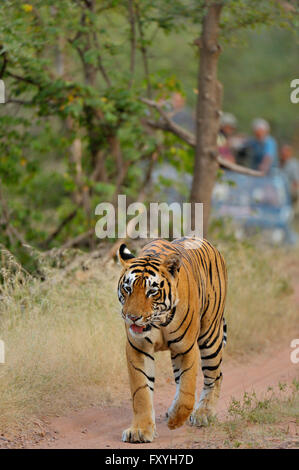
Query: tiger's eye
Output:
[[147, 289, 158, 297], [123, 285, 131, 294]]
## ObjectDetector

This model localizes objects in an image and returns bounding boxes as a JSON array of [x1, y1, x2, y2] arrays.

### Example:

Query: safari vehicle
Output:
[[211, 170, 297, 245]]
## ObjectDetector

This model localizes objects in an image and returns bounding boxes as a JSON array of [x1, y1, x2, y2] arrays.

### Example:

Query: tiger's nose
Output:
[[127, 314, 140, 322]]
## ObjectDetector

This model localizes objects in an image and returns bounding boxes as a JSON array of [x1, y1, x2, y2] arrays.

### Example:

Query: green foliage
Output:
[[228, 382, 299, 427], [0, 0, 297, 270]]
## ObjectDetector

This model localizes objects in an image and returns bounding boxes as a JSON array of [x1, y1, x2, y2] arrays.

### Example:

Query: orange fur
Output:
[[118, 237, 227, 443]]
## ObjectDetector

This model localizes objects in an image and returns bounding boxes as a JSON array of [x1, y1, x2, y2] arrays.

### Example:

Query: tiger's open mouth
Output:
[[130, 324, 144, 334], [129, 323, 152, 334]]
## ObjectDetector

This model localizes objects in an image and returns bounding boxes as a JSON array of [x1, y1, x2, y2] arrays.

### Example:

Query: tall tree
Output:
[[191, 2, 223, 235], [143, 0, 297, 236]]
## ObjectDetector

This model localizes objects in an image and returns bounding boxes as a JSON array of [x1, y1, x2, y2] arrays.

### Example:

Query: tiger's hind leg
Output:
[[190, 318, 226, 427]]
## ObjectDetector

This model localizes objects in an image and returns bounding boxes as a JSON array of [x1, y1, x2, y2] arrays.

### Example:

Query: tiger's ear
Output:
[[163, 253, 181, 277], [118, 243, 135, 267]]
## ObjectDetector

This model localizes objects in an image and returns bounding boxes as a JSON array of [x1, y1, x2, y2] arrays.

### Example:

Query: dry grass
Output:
[[0, 240, 298, 433], [0, 251, 127, 434], [196, 380, 299, 449], [217, 240, 298, 356]]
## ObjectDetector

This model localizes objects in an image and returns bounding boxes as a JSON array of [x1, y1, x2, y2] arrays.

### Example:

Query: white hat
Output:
[[252, 118, 270, 132], [220, 112, 237, 128]]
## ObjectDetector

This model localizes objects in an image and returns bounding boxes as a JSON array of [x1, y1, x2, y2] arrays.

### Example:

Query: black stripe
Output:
[[204, 372, 222, 386], [144, 269, 157, 276], [174, 362, 194, 383], [132, 384, 153, 401], [198, 248, 208, 277], [203, 382, 214, 388], [199, 315, 223, 350], [167, 311, 194, 347], [198, 312, 218, 343], [200, 297, 210, 321], [129, 263, 147, 269], [130, 363, 155, 382], [203, 374, 215, 380], [160, 306, 176, 327], [171, 338, 196, 360], [144, 337, 153, 344], [170, 306, 189, 334], [170, 268, 191, 334], [198, 295, 223, 343], [200, 340, 223, 361], [199, 319, 222, 350], [202, 359, 222, 371], [127, 337, 154, 361], [209, 261, 213, 284]]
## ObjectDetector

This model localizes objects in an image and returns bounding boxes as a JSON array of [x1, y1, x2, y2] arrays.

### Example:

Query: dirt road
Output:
[[34, 343, 298, 449]]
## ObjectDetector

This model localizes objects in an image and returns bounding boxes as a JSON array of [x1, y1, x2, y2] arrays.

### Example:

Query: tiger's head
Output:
[[117, 244, 181, 337]]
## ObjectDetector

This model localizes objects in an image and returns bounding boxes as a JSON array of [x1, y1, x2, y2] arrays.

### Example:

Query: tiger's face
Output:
[[118, 244, 181, 337]]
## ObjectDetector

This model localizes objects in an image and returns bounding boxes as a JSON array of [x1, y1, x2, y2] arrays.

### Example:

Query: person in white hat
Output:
[[218, 113, 238, 163], [247, 118, 279, 175]]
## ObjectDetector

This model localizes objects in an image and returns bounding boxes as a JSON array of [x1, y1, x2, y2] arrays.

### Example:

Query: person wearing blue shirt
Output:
[[247, 118, 279, 175]]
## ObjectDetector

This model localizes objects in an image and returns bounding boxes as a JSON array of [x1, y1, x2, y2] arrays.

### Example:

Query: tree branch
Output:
[[92, 32, 112, 87], [7, 97, 33, 105], [58, 228, 94, 251], [41, 209, 78, 249], [141, 98, 263, 177], [6, 71, 41, 88]]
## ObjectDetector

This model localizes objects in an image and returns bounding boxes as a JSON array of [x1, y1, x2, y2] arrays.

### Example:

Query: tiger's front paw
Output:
[[122, 425, 156, 443], [167, 404, 193, 430]]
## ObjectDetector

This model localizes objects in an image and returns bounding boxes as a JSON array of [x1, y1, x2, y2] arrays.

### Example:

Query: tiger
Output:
[[117, 236, 227, 443]]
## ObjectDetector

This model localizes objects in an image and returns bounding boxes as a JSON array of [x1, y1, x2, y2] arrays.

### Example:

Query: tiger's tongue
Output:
[[131, 324, 144, 334]]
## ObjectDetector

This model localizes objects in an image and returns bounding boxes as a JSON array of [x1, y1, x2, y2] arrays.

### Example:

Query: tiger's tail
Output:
[[223, 318, 227, 347]]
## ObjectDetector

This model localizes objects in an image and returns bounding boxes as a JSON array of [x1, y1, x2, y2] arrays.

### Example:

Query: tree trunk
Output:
[[190, 2, 223, 238]]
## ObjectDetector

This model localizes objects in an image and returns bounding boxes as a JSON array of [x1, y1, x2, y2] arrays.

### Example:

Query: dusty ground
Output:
[[1, 246, 298, 450], [21, 344, 297, 449]]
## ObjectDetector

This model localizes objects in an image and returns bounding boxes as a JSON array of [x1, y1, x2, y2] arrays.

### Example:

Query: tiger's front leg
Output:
[[167, 345, 199, 430], [122, 338, 156, 443]]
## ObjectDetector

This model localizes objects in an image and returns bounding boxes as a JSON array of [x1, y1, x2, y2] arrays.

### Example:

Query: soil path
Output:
[[35, 344, 298, 449]]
